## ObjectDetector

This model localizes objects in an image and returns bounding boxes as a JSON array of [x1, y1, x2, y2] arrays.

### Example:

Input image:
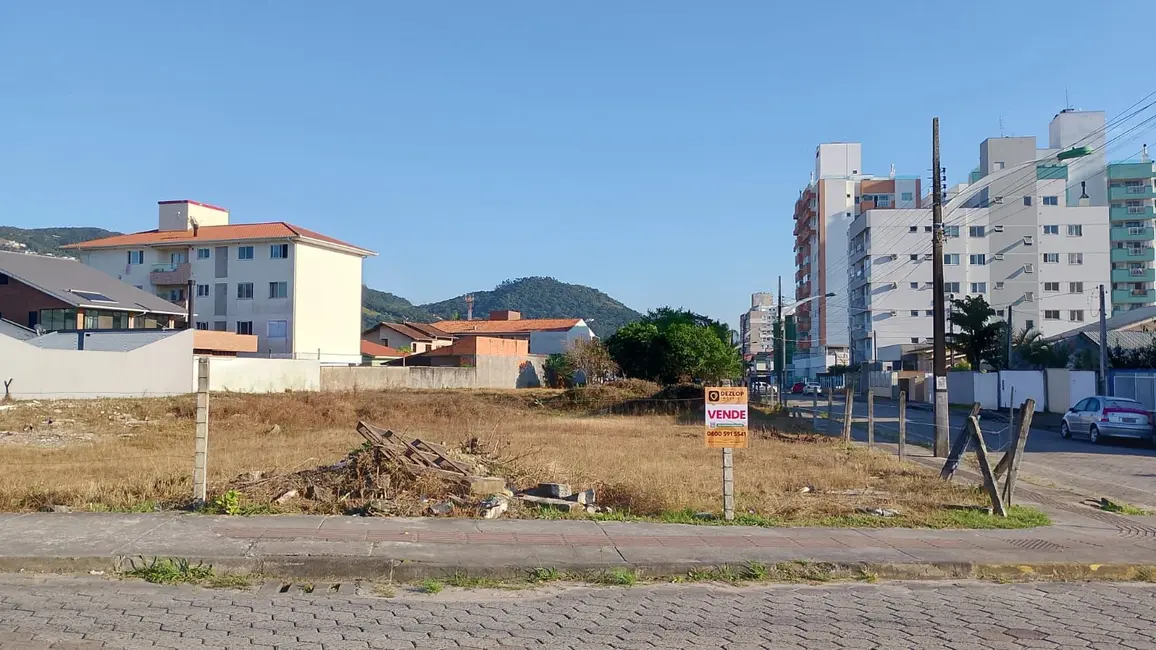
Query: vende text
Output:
[[707, 409, 747, 419]]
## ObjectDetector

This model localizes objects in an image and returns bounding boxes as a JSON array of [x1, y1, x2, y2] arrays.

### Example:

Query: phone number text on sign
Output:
[[705, 386, 748, 449]]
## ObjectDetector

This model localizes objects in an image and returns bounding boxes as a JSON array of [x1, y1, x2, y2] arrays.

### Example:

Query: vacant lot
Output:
[[0, 388, 1032, 526]]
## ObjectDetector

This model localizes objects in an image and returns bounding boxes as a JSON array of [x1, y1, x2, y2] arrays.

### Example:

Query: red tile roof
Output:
[[432, 318, 582, 334], [360, 340, 409, 358], [63, 222, 373, 255]]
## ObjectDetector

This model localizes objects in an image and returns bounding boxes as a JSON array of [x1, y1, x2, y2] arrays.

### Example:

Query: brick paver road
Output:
[[2, 576, 1155, 649]]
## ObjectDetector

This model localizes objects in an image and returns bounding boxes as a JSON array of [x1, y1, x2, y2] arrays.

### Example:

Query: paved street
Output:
[[1, 575, 1155, 649], [788, 395, 1156, 508]]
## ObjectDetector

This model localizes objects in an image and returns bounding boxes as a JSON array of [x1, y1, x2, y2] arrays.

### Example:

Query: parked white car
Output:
[[1061, 396, 1154, 445], [802, 382, 823, 395]]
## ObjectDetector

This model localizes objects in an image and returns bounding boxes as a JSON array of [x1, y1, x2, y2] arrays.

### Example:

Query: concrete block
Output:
[[537, 483, 572, 499], [517, 495, 583, 513], [466, 476, 508, 496]]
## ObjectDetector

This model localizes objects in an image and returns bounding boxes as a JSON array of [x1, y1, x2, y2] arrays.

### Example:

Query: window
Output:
[[213, 321, 227, 331], [1069, 253, 1083, 265], [969, 254, 986, 265], [993, 161, 1005, 170], [969, 226, 985, 237], [1070, 310, 1085, 322], [910, 282, 919, 289], [910, 310, 920, 317], [944, 225, 960, 238], [237, 246, 254, 260], [909, 225, 918, 233], [268, 320, 288, 338], [924, 225, 932, 232], [197, 248, 211, 259], [944, 282, 961, 293], [909, 254, 919, 261], [1024, 263, 1035, 273], [1044, 310, 1060, 320], [127, 250, 144, 265], [901, 192, 913, 201], [0, 273, 7, 285], [970, 282, 987, 294], [1044, 282, 1060, 292], [1025, 319, 1034, 330], [1043, 196, 1059, 206], [270, 244, 289, 259], [236, 321, 254, 336], [910, 338, 920, 344], [195, 322, 208, 330], [196, 284, 209, 297], [1043, 253, 1059, 263], [1043, 225, 1058, 235], [269, 281, 288, 299], [926, 310, 934, 317], [1070, 282, 1084, 293], [1067, 224, 1083, 237], [1023, 196, 1033, 206], [237, 282, 254, 300], [944, 254, 960, 265]]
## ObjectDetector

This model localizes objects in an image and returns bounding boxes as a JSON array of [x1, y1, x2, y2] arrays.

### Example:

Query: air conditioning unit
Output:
[[994, 253, 1005, 260], [1024, 291, 1035, 302], [1023, 235, 1034, 245], [1024, 263, 1035, 273], [994, 282, 1005, 290], [993, 225, 1005, 232], [889, 282, 898, 289], [924, 253, 934, 260], [889, 310, 898, 316], [890, 253, 898, 261]]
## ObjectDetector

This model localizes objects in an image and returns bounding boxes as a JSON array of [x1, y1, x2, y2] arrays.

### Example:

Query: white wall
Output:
[[0, 330, 194, 399], [1000, 370, 1046, 412], [529, 323, 595, 355], [947, 372, 999, 409], [202, 357, 321, 393], [821, 179, 853, 348], [1046, 368, 1097, 414], [292, 242, 363, 364]]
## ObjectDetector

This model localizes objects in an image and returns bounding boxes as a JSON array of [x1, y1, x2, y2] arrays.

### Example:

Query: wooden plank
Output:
[[999, 398, 1036, 505], [841, 387, 854, 443], [939, 403, 982, 481], [411, 439, 474, 475], [967, 415, 1007, 517], [898, 391, 907, 462], [867, 390, 875, 449]]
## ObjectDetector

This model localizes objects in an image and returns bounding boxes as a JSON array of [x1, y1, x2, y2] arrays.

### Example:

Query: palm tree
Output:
[[947, 296, 1003, 369]]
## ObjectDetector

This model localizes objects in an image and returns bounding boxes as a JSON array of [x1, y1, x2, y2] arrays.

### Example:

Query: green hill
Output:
[[362, 286, 437, 328], [0, 226, 120, 257], [419, 276, 642, 337]]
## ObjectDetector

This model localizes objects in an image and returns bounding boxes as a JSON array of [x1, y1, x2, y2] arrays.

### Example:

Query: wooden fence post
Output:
[[841, 387, 854, 443], [193, 357, 210, 504], [898, 390, 907, 461], [939, 402, 982, 481], [826, 391, 834, 435], [967, 415, 1007, 517], [812, 391, 818, 432], [867, 390, 875, 448], [997, 398, 1035, 505]]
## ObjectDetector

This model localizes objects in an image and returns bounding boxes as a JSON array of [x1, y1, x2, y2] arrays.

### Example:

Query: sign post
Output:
[[705, 387, 748, 521]]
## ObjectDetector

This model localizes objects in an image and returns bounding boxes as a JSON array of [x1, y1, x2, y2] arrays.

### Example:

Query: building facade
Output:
[[66, 200, 375, 364], [432, 311, 594, 355], [738, 291, 774, 356], [847, 111, 1112, 364], [1107, 151, 1156, 312], [792, 143, 920, 377]]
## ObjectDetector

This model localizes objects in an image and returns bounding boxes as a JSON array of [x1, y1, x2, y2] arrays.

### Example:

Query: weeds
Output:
[[420, 579, 444, 594], [212, 490, 243, 516], [204, 574, 255, 589], [590, 568, 639, 586], [444, 572, 503, 589], [122, 557, 215, 585], [528, 567, 561, 583], [374, 584, 396, 598], [1100, 499, 1153, 516]]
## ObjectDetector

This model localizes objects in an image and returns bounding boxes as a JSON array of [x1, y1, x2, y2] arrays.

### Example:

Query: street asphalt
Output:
[[1, 574, 1154, 649]]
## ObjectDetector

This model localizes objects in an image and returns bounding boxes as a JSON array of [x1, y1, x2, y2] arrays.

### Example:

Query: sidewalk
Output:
[[3, 498, 1155, 581]]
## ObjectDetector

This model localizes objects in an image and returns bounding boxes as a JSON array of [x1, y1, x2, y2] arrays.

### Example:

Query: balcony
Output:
[[150, 262, 191, 285], [1111, 226, 1155, 242], [1108, 162, 1156, 181], [1109, 185, 1156, 201], [1113, 289, 1156, 304], [1110, 205, 1156, 221], [1112, 247, 1156, 263], [1112, 268, 1156, 283]]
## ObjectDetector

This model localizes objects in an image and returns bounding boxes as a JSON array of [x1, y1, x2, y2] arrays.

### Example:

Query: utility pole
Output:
[[777, 275, 785, 408], [1099, 285, 1109, 395], [931, 117, 950, 457], [1006, 305, 1014, 370]]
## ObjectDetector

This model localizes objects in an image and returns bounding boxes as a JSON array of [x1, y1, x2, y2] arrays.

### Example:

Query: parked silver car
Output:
[[1060, 396, 1153, 444]]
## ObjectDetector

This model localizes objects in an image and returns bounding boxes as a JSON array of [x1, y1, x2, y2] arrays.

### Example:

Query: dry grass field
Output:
[[0, 387, 1042, 527]]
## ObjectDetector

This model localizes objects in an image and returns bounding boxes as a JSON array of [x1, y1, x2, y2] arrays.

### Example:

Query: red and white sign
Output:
[[705, 387, 748, 449]]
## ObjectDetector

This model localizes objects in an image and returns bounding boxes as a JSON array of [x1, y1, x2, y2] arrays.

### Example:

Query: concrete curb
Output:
[[3, 555, 1153, 584]]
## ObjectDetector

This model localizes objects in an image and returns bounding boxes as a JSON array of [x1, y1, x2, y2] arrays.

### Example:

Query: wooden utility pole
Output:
[[826, 391, 834, 436], [931, 117, 950, 457], [841, 387, 853, 442], [867, 390, 875, 448], [897, 391, 907, 461]]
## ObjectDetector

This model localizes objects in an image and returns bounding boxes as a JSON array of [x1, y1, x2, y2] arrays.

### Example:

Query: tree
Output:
[[565, 339, 618, 385], [605, 322, 665, 382], [827, 364, 851, 375], [641, 308, 730, 346], [663, 323, 742, 383], [605, 309, 742, 384], [1011, 328, 1072, 369], [947, 295, 1004, 369], [543, 353, 573, 388]]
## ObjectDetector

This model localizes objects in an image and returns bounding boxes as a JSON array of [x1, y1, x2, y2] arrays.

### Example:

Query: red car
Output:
[[790, 382, 805, 394]]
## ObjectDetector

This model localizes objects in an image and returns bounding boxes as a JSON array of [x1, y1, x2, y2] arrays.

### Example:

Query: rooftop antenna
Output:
[[889, 163, 896, 179], [464, 294, 475, 321], [999, 117, 1005, 137], [1142, 144, 1150, 163], [190, 215, 200, 237]]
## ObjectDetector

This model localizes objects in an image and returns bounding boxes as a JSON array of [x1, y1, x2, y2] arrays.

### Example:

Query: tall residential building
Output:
[[791, 143, 920, 377], [847, 111, 1111, 364], [739, 292, 774, 356], [1107, 149, 1156, 312], [66, 200, 375, 363]]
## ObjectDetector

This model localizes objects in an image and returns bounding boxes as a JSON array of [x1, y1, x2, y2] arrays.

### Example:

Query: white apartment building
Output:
[[847, 111, 1111, 364], [739, 292, 774, 355], [791, 143, 920, 378], [67, 200, 375, 363]]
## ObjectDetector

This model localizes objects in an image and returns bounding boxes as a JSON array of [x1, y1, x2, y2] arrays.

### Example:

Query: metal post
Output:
[[1099, 285, 1109, 395], [931, 116, 950, 457], [193, 357, 210, 503], [841, 387, 854, 442], [867, 389, 875, 448], [811, 391, 818, 432], [898, 390, 907, 461], [722, 448, 734, 521], [777, 276, 785, 409]]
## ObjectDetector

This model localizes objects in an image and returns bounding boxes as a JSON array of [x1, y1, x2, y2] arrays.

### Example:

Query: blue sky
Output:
[[1, 1, 1150, 328]]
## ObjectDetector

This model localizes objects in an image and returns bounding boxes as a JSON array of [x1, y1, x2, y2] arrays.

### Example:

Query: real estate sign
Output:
[[704, 387, 748, 449]]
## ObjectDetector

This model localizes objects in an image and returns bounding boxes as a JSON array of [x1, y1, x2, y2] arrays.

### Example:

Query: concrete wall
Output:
[[202, 357, 321, 393], [948, 371, 1000, 409], [292, 241, 363, 364], [999, 370, 1046, 412], [320, 354, 546, 391], [529, 324, 594, 355], [0, 329, 194, 400], [1046, 368, 1096, 414]]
